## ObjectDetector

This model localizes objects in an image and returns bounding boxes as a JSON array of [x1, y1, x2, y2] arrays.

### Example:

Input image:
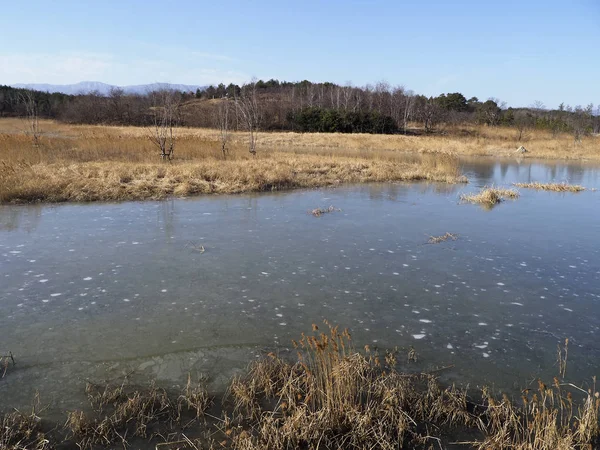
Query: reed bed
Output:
[[460, 186, 520, 207], [0, 120, 467, 204], [1, 324, 598, 449], [65, 376, 211, 450], [513, 182, 586, 192]]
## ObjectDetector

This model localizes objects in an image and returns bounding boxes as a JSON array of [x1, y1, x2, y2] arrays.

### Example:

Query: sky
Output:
[[1, 0, 598, 108]]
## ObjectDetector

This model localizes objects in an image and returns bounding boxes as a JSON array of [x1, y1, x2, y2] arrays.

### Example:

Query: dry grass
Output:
[[0, 119, 467, 204], [225, 322, 477, 449], [309, 205, 340, 217], [513, 182, 586, 192], [428, 232, 458, 244], [1, 324, 599, 449], [460, 186, 520, 208], [224, 322, 600, 450], [0, 395, 49, 450], [65, 376, 211, 450]]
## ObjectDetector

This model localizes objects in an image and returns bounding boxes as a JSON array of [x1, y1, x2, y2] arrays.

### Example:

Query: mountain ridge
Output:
[[10, 81, 203, 95]]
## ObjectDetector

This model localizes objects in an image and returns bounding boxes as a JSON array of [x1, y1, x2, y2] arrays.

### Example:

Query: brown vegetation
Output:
[[513, 182, 586, 192], [428, 232, 458, 244], [460, 186, 520, 207], [0, 120, 465, 204], [309, 206, 340, 217], [1, 324, 598, 449]]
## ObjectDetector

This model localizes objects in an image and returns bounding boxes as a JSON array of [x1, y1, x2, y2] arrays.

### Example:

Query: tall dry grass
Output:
[[460, 186, 520, 208], [0, 119, 465, 203], [513, 182, 586, 192], [1, 324, 598, 449]]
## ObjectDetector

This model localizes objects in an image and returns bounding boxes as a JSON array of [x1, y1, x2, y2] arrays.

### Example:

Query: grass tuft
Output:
[[460, 186, 520, 208], [309, 206, 340, 217], [428, 232, 458, 244], [513, 182, 586, 192]]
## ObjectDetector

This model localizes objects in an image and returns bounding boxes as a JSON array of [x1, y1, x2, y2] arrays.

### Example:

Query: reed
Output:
[[1, 323, 598, 449], [309, 206, 340, 217], [428, 232, 458, 244], [460, 186, 520, 207], [513, 182, 586, 192]]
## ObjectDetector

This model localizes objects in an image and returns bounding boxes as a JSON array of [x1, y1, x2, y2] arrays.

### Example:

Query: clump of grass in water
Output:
[[460, 186, 520, 207], [1, 351, 15, 378], [2, 324, 600, 449], [225, 321, 476, 449], [65, 377, 211, 450], [225, 323, 600, 450], [513, 181, 586, 192], [0, 394, 49, 450], [309, 205, 340, 217], [428, 232, 458, 244]]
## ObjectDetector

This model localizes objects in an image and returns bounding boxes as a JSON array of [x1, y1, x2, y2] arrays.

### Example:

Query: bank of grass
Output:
[[2, 323, 598, 450], [0, 119, 468, 204], [513, 182, 586, 192], [460, 186, 520, 207]]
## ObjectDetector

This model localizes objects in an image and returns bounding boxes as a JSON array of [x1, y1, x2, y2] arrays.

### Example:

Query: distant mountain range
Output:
[[10, 81, 204, 96]]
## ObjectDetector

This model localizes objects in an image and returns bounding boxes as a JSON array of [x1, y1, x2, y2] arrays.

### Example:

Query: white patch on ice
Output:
[[393, 272, 399, 275], [50, 293, 61, 297], [279, 322, 287, 326], [123, 299, 130, 302], [412, 334, 426, 340], [478, 322, 488, 326], [482, 353, 490, 358], [511, 302, 523, 306], [39, 279, 48, 283], [497, 282, 505, 286], [9, 251, 21, 254], [419, 319, 432, 323], [403, 264, 409, 267], [563, 308, 573, 312], [161, 289, 167, 292], [83, 277, 92, 281], [446, 343, 453, 349]]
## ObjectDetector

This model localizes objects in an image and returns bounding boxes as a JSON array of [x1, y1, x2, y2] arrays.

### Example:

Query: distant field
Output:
[[0, 119, 467, 203]]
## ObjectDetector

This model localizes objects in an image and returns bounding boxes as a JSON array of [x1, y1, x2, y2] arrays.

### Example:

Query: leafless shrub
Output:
[[148, 89, 181, 161]]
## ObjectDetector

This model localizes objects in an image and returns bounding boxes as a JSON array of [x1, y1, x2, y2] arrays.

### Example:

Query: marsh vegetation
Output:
[[513, 182, 586, 192], [1, 325, 598, 450], [460, 186, 520, 207], [0, 119, 466, 204]]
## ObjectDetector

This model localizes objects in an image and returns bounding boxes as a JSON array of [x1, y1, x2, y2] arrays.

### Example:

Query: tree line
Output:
[[1, 81, 599, 141]]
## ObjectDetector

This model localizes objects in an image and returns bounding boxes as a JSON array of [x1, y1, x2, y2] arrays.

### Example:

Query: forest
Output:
[[1, 80, 599, 139]]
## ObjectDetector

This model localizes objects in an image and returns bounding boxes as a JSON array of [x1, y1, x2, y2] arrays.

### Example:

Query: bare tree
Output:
[[18, 90, 41, 146], [235, 82, 262, 155], [216, 99, 231, 158], [402, 90, 415, 134], [514, 110, 534, 142], [148, 89, 181, 160]]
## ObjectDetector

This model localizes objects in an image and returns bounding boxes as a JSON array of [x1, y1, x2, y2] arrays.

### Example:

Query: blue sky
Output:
[[1, 0, 598, 108]]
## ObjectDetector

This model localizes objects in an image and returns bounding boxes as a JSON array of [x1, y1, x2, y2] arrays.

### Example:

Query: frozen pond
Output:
[[1, 157, 600, 414]]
